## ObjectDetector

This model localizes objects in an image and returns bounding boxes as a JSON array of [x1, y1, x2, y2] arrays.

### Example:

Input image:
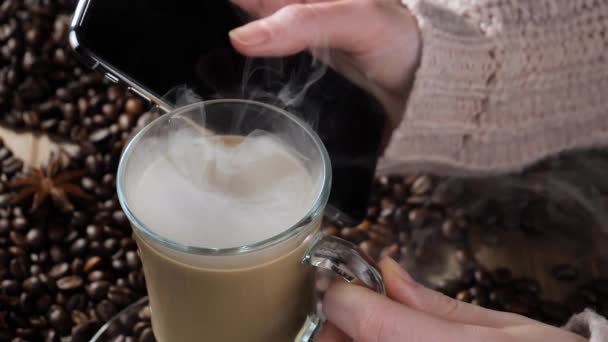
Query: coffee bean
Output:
[[25, 228, 45, 249], [125, 98, 145, 114], [96, 299, 117, 321], [125, 251, 141, 270], [408, 208, 427, 228], [49, 245, 67, 264], [411, 175, 432, 195], [88, 270, 107, 282], [9, 257, 28, 279], [87, 281, 111, 300], [56, 275, 83, 291], [71, 258, 84, 274], [138, 327, 154, 342], [23, 276, 43, 295], [9, 230, 26, 247], [90, 128, 110, 143], [108, 286, 132, 306], [441, 219, 461, 241], [66, 294, 86, 312], [1, 279, 20, 296], [82, 256, 102, 273], [70, 238, 88, 256], [71, 321, 102, 342], [138, 306, 151, 320]]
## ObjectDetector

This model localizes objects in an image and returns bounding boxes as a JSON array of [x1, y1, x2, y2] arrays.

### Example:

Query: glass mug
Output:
[[113, 100, 385, 342]]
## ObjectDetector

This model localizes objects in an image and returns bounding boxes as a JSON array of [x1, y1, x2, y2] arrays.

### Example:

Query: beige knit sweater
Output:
[[381, 0, 608, 339], [382, 0, 608, 176]]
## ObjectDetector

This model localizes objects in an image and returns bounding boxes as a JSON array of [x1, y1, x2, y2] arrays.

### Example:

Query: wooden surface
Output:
[[0, 126, 77, 168]]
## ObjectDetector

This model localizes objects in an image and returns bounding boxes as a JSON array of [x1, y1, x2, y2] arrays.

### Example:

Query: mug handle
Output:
[[296, 234, 386, 341]]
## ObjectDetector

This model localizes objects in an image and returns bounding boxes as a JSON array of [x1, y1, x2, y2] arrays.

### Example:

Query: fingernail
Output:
[[229, 23, 270, 46], [383, 257, 417, 286]]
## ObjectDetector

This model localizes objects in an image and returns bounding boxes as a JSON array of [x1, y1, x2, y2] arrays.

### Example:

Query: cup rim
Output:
[[116, 99, 332, 256]]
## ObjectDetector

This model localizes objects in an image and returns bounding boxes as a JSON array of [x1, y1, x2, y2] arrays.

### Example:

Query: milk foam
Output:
[[129, 132, 319, 249]]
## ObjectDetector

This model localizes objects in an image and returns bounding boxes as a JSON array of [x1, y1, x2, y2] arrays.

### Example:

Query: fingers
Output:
[[316, 322, 350, 342], [378, 258, 533, 328], [324, 281, 467, 342], [229, 1, 372, 57]]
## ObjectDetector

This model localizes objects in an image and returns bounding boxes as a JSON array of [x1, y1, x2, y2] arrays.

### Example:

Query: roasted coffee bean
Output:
[[86, 224, 104, 241], [96, 299, 117, 321], [22, 276, 43, 295], [408, 208, 427, 227], [9, 230, 26, 247], [56, 275, 83, 291], [441, 219, 461, 241], [125, 98, 145, 114], [19, 293, 35, 315], [70, 238, 88, 256], [70, 211, 88, 229], [125, 251, 141, 270], [87, 281, 111, 300], [411, 175, 432, 195], [71, 258, 84, 274], [25, 228, 45, 249], [9, 257, 28, 279], [66, 294, 86, 312], [108, 286, 132, 306], [88, 270, 107, 282], [1, 279, 20, 296], [49, 246, 67, 264], [138, 327, 154, 342], [71, 321, 102, 342], [84, 256, 103, 273], [112, 259, 127, 272]]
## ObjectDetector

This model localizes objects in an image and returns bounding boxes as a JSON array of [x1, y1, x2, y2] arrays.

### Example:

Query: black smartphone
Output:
[[69, 0, 386, 225]]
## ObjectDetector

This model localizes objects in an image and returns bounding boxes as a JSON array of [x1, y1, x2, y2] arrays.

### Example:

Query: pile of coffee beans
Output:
[[2, 1, 608, 341]]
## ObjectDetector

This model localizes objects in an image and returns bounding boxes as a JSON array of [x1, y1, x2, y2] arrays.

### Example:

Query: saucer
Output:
[[91, 296, 154, 341]]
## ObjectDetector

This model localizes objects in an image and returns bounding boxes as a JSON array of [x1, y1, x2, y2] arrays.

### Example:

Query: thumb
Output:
[[229, 2, 373, 57]]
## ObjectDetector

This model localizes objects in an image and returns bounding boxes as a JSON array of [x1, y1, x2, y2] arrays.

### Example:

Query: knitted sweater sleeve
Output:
[[381, 0, 608, 176]]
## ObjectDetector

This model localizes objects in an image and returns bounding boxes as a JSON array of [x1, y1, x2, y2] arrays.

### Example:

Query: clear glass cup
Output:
[[111, 100, 385, 342]]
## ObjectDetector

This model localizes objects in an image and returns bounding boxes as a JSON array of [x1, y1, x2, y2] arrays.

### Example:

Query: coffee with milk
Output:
[[125, 129, 322, 341]]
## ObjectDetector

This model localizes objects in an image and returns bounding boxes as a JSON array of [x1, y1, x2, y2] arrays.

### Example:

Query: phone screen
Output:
[[74, 0, 386, 224]]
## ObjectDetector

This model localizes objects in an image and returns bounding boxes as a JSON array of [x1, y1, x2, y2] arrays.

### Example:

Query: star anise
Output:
[[9, 154, 91, 212]]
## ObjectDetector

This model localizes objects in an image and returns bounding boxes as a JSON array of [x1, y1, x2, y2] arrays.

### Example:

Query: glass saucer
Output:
[[91, 296, 156, 341]]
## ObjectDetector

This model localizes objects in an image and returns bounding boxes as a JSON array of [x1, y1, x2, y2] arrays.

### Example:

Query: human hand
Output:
[[317, 258, 586, 342], [228, 0, 422, 130]]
